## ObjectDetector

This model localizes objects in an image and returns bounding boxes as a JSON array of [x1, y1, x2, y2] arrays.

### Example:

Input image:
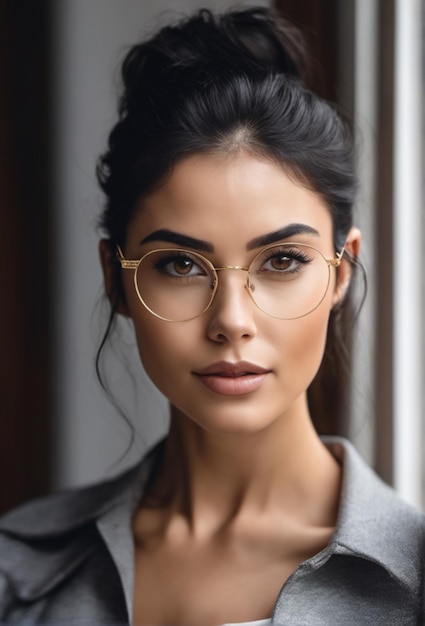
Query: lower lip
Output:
[[195, 373, 268, 395]]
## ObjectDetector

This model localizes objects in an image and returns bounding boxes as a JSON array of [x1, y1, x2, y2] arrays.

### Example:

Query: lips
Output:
[[193, 361, 270, 395], [195, 361, 269, 376]]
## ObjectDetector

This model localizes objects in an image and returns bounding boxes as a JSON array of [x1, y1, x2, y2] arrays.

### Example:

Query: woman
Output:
[[0, 7, 424, 625]]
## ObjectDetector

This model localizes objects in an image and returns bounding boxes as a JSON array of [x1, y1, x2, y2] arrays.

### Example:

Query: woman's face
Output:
[[109, 152, 356, 435]]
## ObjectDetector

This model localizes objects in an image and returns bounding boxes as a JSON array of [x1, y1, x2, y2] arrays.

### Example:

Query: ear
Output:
[[331, 227, 362, 307], [99, 239, 131, 317]]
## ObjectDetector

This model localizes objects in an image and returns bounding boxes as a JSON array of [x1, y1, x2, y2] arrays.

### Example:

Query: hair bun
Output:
[[212, 7, 307, 78], [120, 7, 307, 121]]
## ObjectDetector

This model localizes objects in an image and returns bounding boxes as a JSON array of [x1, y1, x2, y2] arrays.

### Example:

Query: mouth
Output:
[[194, 361, 270, 377], [193, 361, 270, 395]]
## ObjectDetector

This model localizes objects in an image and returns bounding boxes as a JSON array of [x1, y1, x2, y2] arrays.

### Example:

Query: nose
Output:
[[206, 269, 257, 344]]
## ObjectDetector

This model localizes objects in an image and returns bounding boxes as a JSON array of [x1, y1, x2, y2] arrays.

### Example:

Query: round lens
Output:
[[248, 243, 331, 319], [135, 249, 216, 321]]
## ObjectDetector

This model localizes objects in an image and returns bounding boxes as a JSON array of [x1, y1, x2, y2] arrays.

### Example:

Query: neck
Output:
[[145, 396, 342, 536]]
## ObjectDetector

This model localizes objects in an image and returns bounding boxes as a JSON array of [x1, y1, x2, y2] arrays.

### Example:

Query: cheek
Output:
[[292, 275, 339, 379], [122, 274, 196, 396], [299, 312, 329, 378], [130, 311, 196, 394], [272, 304, 331, 391]]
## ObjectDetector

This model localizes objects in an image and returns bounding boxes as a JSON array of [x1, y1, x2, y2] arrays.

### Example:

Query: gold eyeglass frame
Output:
[[116, 243, 344, 322]]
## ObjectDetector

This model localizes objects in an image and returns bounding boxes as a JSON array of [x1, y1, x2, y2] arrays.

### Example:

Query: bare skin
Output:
[[100, 152, 360, 625], [132, 404, 341, 626]]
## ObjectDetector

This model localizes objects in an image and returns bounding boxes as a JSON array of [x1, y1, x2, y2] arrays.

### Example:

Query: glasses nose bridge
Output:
[[215, 264, 249, 273], [212, 264, 252, 300], [214, 264, 250, 285]]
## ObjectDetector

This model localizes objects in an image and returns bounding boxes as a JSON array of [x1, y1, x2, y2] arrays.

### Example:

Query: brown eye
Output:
[[173, 258, 194, 275], [270, 255, 291, 271], [152, 252, 208, 278], [254, 246, 313, 280]]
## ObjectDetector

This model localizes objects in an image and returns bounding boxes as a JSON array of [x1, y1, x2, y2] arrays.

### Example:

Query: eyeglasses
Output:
[[116, 242, 343, 322]]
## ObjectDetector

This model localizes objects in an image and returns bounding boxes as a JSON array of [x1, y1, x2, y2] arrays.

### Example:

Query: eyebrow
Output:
[[140, 229, 214, 252], [140, 223, 320, 253], [247, 224, 320, 249]]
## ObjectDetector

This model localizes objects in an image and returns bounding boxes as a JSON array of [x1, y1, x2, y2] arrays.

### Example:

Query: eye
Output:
[[153, 252, 208, 277], [265, 254, 293, 272], [259, 247, 312, 274]]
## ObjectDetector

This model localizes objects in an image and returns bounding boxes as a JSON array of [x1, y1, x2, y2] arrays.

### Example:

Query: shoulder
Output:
[[325, 437, 425, 594], [0, 452, 153, 621], [272, 438, 425, 624], [326, 436, 425, 528], [0, 461, 141, 538]]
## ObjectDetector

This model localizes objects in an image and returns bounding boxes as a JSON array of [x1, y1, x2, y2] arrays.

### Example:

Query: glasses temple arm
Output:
[[328, 246, 345, 267], [116, 245, 139, 269]]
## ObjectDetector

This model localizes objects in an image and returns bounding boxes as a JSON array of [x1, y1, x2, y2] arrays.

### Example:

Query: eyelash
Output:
[[260, 247, 313, 269], [153, 252, 205, 275]]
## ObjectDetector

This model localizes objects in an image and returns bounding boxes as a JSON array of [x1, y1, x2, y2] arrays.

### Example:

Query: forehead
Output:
[[128, 153, 333, 250]]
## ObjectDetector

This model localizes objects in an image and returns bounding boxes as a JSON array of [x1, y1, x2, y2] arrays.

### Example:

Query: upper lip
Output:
[[194, 361, 270, 377]]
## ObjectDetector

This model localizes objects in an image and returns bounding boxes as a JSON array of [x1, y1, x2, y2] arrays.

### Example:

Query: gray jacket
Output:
[[0, 438, 424, 625]]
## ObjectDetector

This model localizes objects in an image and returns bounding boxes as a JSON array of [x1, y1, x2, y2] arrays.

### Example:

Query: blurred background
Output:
[[0, 0, 423, 513]]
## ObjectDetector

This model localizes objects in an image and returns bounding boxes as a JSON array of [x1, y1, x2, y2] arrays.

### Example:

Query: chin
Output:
[[171, 399, 295, 437]]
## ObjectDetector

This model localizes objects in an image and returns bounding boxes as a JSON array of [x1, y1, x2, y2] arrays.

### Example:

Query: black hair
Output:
[[96, 7, 363, 436]]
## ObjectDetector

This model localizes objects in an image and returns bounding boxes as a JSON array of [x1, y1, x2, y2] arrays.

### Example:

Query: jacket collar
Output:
[[322, 436, 424, 593]]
